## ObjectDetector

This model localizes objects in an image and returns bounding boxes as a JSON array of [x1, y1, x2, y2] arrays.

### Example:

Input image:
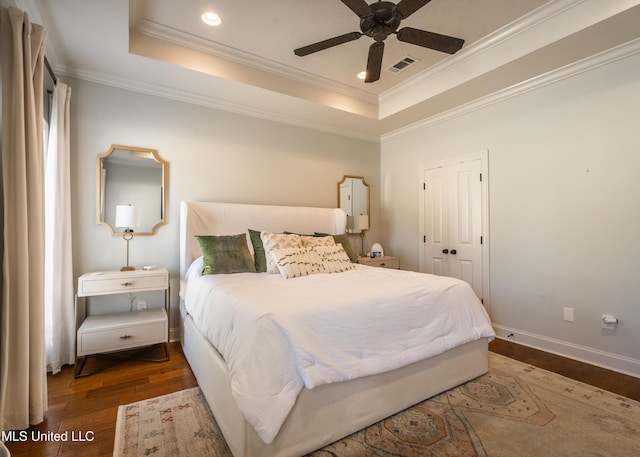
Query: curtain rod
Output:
[[44, 56, 57, 84]]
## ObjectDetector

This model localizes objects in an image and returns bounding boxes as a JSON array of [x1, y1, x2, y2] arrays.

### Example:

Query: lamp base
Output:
[[121, 266, 136, 271]]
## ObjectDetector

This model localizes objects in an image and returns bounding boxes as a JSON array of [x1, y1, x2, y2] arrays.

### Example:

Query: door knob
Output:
[[442, 249, 449, 254], [450, 249, 457, 255]]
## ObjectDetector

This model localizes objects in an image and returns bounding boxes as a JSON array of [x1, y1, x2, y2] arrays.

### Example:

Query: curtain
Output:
[[45, 82, 74, 375], [0, 6, 47, 430]]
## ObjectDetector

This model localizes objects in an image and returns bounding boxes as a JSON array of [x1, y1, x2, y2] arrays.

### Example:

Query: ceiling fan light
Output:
[[201, 11, 222, 26], [357, 71, 367, 80]]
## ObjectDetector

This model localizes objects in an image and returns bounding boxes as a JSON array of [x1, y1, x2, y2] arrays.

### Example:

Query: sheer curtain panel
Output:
[[45, 82, 74, 374], [0, 6, 47, 430]]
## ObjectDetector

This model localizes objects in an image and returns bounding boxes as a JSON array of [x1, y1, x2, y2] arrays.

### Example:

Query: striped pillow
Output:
[[270, 245, 355, 279], [260, 232, 303, 274], [301, 235, 335, 248]]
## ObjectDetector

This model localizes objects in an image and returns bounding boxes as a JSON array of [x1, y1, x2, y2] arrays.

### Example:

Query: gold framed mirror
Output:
[[337, 175, 370, 234], [97, 145, 167, 236]]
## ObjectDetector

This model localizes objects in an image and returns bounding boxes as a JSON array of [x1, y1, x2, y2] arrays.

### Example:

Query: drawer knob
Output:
[[120, 335, 132, 340], [121, 282, 133, 287], [380, 263, 386, 266]]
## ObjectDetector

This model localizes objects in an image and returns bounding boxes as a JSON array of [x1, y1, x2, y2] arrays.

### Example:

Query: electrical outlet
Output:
[[601, 314, 618, 330], [563, 307, 574, 322], [137, 300, 147, 311]]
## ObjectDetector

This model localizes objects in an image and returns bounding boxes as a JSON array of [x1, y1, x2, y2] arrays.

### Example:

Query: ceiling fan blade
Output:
[[395, 0, 434, 19], [294, 32, 362, 56], [341, 0, 372, 18], [365, 41, 385, 83], [396, 27, 465, 54]]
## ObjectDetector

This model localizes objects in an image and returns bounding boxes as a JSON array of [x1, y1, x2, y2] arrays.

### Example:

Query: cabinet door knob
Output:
[[120, 335, 132, 340], [442, 249, 449, 254], [450, 249, 457, 255], [121, 282, 132, 287]]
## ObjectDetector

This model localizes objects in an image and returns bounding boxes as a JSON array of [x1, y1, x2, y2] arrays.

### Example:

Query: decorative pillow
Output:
[[314, 245, 356, 274], [269, 246, 324, 279], [301, 235, 335, 248], [195, 234, 256, 275], [315, 232, 358, 263], [248, 229, 267, 272], [260, 232, 303, 274], [270, 245, 355, 279]]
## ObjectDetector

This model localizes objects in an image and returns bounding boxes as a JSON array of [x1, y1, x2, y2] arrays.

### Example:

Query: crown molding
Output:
[[378, 0, 640, 118], [63, 67, 380, 142], [130, 18, 378, 107], [381, 37, 640, 143], [380, 0, 584, 106]]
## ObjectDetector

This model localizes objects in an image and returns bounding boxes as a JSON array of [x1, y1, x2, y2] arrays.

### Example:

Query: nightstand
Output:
[[75, 268, 169, 377], [358, 255, 400, 269]]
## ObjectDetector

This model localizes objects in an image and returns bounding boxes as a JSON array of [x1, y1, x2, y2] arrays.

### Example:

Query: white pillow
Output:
[[269, 246, 324, 279], [301, 235, 335, 248], [260, 232, 303, 274], [314, 245, 355, 274], [270, 245, 355, 279]]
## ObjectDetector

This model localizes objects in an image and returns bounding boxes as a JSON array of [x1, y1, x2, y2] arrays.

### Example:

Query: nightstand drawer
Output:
[[358, 256, 400, 269], [78, 270, 168, 296], [77, 309, 167, 356]]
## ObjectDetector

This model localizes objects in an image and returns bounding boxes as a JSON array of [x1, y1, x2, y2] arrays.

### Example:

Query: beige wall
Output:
[[69, 78, 380, 331], [380, 50, 640, 375]]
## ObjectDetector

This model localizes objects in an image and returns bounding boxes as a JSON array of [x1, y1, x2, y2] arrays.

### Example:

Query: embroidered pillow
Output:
[[314, 245, 356, 274], [195, 234, 256, 275], [270, 246, 324, 279], [315, 232, 358, 263], [301, 235, 335, 248], [270, 245, 355, 279], [260, 232, 303, 274]]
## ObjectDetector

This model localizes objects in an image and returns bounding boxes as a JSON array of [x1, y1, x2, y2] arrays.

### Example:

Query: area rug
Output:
[[113, 353, 640, 457]]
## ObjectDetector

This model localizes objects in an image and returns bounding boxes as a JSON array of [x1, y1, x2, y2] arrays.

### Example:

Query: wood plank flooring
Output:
[[3, 339, 639, 457], [4, 343, 197, 457]]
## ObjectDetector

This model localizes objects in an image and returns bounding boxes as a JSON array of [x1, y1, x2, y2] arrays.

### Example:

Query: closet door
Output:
[[422, 159, 483, 299]]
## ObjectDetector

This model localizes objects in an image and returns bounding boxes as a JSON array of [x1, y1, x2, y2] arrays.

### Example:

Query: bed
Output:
[[179, 201, 495, 457]]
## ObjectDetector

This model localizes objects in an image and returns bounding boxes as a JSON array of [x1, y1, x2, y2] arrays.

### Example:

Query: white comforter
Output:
[[183, 260, 495, 443]]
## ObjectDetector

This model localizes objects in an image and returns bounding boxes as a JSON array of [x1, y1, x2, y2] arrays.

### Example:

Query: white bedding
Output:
[[184, 258, 495, 444]]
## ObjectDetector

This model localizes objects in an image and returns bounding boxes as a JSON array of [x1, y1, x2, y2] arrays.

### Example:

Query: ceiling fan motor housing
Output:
[[360, 1, 402, 42]]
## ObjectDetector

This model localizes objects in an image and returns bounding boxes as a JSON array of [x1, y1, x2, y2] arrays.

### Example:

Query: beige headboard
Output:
[[179, 201, 347, 291]]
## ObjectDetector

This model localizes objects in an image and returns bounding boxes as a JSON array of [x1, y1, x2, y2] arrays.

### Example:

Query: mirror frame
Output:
[[96, 144, 167, 236], [337, 175, 370, 235]]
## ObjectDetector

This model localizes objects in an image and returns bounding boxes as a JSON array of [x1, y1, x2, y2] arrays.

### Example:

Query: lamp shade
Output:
[[354, 214, 369, 231], [115, 205, 140, 229]]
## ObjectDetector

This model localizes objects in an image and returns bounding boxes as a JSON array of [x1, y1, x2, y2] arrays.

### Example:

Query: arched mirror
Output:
[[337, 175, 370, 234], [97, 145, 167, 235]]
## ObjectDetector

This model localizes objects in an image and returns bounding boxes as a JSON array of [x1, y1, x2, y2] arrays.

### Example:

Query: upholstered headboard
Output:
[[179, 201, 347, 290]]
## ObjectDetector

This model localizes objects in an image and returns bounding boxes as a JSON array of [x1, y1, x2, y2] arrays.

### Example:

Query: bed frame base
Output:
[[181, 301, 488, 457]]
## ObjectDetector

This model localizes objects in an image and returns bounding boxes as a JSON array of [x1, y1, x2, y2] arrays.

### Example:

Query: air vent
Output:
[[388, 55, 418, 73]]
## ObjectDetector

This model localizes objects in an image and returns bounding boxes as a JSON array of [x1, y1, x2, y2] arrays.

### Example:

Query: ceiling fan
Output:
[[294, 0, 465, 83]]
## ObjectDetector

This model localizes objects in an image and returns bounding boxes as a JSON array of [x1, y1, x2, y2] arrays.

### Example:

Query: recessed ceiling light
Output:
[[201, 11, 222, 26], [357, 71, 367, 80]]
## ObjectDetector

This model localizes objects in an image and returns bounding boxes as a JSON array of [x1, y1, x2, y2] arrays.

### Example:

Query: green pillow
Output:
[[248, 229, 267, 273], [315, 232, 358, 263], [196, 234, 256, 275]]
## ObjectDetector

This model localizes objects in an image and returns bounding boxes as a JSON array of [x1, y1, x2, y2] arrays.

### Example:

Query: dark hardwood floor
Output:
[[490, 338, 640, 402], [4, 343, 197, 457], [4, 339, 639, 457]]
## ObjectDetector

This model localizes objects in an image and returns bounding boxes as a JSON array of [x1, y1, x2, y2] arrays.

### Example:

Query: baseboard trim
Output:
[[493, 324, 640, 378]]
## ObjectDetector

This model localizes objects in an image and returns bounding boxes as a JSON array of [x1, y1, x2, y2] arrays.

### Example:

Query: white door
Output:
[[422, 159, 484, 299]]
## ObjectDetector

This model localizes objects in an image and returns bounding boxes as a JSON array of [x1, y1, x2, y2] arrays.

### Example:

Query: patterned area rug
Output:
[[113, 353, 640, 457]]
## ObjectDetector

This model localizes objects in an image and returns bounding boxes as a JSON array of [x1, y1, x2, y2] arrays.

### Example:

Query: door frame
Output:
[[418, 150, 491, 314]]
